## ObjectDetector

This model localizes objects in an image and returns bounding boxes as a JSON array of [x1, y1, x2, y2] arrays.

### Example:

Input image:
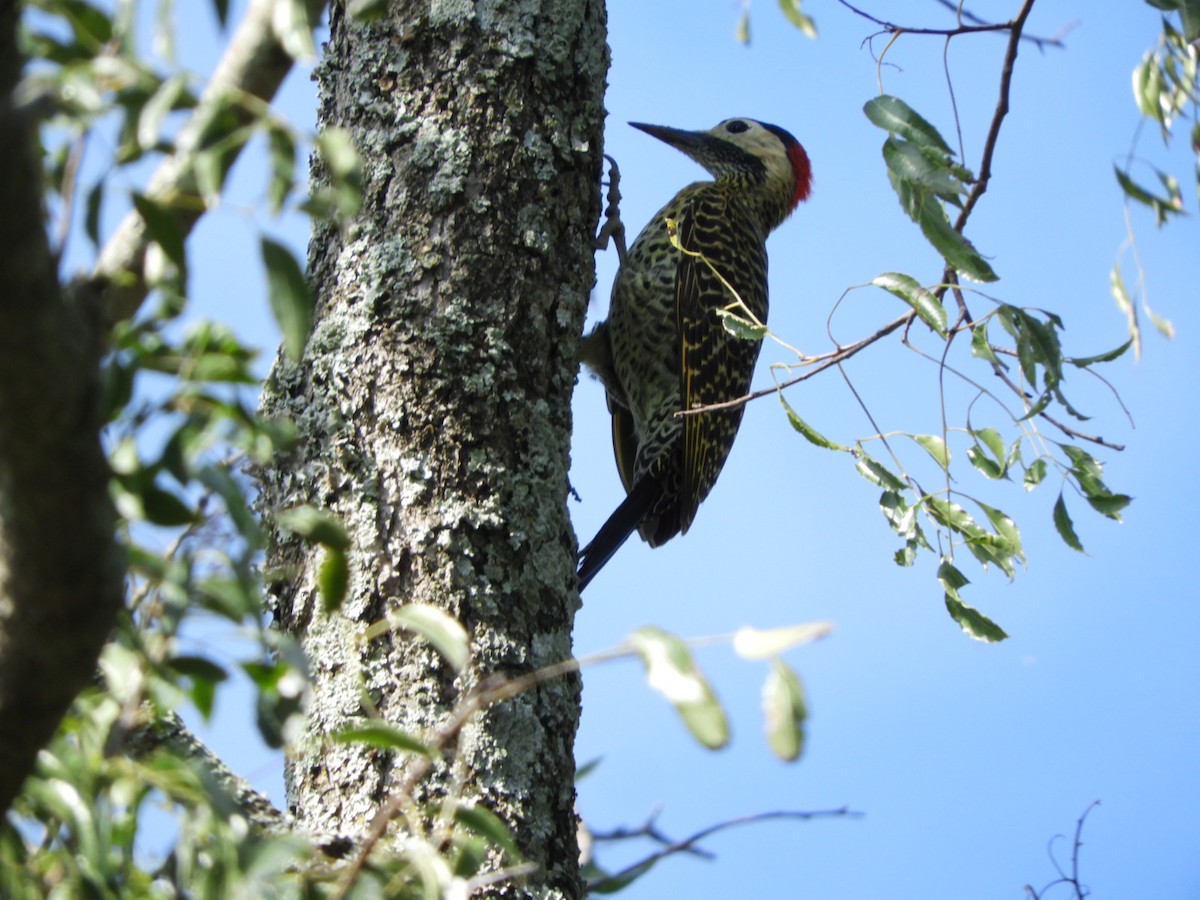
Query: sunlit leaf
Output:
[[777, 0, 817, 37], [780, 394, 849, 451], [732, 622, 833, 659], [386, 604, 472, 672], [872, 272, 948, 337], [911, 434, 950, 471], [854, 452, 907, 492], [276, 505, 349, 549], [762, 660, 807, 762], [937, 560, 1007, 642], [318, 547, 349, 613], [332, 723, 434, 756], [863, 95, 954, 154], [716, 308, 768, 340], [630, 627, 729, 750]]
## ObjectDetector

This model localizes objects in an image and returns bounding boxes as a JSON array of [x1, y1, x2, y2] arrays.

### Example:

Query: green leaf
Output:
[[1084, 491, 1132, 521], [925, 495, 986, 541], [630, 627, 729, 750], [975, 501, 1025, 566], [261, 236, 312, 361], [883, 138, 967, 204], [854, 452, 907, 492], [332, 723, 434, 756], [1069, 339, 1133, 368], [1053, 493, 1085, 552], [454, 802, 524, 862], [966, 445, 1003, 480], [880, 490, 919, 540], [141, 484, 197, 526], [762, 660, 808, 762], [911, 434, 950, 471], [1115, 165, 1185, 226], [970, 320, 1003, 367], [386, 604, 471, 672], [576, 757, 603, 781], [872, 272, 947, 337], [346, 0, 391, 22], [1024, 458, 1048, 491], [732, 622, 833, 659], [735, 8, 750, 43], [272, 0, 317, 60], [132, 193, 187, 272], [937, 560, 1008, 642], [266, 123, 297, 213], [894, 540, 919, 567], [974, 427, 1006, 464], [137, 73, 190, 151], [780, 394, 849, 451], [863, 96, 954, 154], [318, 548, 349, 613], [170, 655, 229, 684], [1110, 263, 1140, 358], [316, 127, 361, 180], [275, 505, 350, 549], [716, 308, 768, 340], [906, 189, 998, 283], [943, 592, 1009, 643], [777, 0, 817, 38], [84, 181, 104, 249]]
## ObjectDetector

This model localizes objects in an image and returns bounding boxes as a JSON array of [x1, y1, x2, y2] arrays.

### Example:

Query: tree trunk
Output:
[[259, 2, 606, 896], [0, 7, 124, 815]]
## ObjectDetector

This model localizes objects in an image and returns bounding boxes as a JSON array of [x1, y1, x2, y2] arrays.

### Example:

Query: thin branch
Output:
[[587, 808, 861, 893], [953, 0, 1036, 231], [987, 365, 1126, 451], [54, 134, 86, 264], [838, 0, 1066, 50], [85, 0, 329, 326], [675, 311, 915, 417], [126, 709, 292, 835]]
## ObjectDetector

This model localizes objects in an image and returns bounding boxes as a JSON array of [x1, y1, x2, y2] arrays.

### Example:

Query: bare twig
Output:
[[588, 808, 861, 893], [1024, 800, 1100, 899], [675, 311, 915, 417], [839, 0, 1066, 50], [54, 135, 87, 264]]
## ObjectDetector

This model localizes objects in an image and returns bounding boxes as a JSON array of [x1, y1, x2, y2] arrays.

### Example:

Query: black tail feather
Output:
[[577, 477, 659, 592]]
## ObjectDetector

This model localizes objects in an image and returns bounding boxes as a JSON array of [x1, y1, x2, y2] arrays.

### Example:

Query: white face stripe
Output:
[[706, 119, 796, 190]]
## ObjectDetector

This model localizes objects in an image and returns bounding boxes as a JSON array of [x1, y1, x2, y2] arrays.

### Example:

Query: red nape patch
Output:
[[787, 142, 812, 209]]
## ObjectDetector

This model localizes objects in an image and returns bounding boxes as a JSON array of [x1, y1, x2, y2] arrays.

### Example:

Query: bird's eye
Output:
[[724, 120, 750, 134]]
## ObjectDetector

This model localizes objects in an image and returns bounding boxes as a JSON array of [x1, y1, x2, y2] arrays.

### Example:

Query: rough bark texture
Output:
[[259, 1, 606, 895], [0, 9, 124, 813]]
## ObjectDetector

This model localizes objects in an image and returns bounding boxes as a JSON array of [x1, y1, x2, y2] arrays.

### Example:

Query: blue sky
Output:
[[143, 1, 1198, 896]]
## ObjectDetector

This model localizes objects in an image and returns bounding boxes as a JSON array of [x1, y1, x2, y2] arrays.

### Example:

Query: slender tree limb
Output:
[[127, 709, 292, 834], [86, 0, 329, 326], [675, 311, 916, 417], [953, 0, 1036, 231]]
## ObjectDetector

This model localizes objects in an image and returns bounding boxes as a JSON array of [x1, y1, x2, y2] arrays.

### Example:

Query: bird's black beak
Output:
[[629, 122, 709, 154]]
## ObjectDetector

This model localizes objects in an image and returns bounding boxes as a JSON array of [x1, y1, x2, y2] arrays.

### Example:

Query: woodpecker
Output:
[[577, 118, 812, 591]]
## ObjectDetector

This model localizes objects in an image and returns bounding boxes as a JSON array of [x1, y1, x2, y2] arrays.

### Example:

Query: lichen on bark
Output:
[[259, 1, 607, 895]]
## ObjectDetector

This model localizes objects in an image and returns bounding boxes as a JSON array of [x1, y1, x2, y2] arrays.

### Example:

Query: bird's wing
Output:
[[675, 191, 769, 534]]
